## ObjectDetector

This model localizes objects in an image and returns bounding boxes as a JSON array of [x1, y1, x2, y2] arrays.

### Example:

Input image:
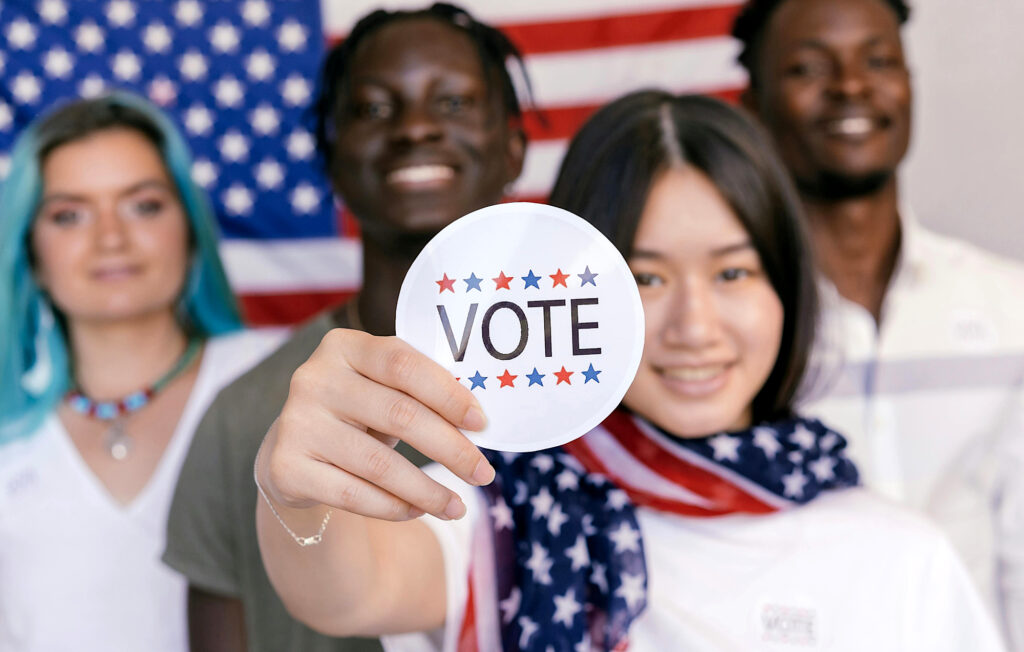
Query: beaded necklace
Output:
[[66, 338, 202, 460]]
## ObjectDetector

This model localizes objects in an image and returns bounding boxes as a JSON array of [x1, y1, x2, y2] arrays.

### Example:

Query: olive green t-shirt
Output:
[[163, 307, 427, 651]]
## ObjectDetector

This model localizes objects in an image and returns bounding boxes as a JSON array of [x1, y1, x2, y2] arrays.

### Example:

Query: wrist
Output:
[[254, 438, 333, 547]]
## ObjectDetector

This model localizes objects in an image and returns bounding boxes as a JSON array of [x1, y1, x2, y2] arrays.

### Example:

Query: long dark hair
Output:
[[549, 91, 818, 422]]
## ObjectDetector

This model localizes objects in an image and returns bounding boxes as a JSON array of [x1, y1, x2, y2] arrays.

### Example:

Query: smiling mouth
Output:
[[823, 116, 885, 138], [658, 364, 732, 397], [661, 364, 729, 382], [386, 164, 456, 188]]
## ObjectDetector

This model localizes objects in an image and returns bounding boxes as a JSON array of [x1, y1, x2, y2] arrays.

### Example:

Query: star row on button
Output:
[[457, 364, 602, 389], [436, 267, 598, 294]]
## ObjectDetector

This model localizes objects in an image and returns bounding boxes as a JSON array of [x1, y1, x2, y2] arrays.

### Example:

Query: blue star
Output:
[[526, 367, 545, 386], [468, 371, 487, 390], [464, 273, 483, 292], [582, 364, 602, 383], [578, 266, 599, 287], [521, 269, 541, 289]]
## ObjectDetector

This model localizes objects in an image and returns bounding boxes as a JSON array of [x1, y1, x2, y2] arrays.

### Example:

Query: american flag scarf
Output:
[[458, 409, 859, 651]]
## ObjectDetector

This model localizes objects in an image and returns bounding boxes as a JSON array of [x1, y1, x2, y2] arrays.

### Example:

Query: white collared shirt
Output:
[[800, 209, 1024, 648]]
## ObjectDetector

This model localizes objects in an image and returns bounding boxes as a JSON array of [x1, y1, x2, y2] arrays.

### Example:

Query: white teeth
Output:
[[386, 164, 455, 185], [827, 117, 874, 136], [663, 365, 726, 382]]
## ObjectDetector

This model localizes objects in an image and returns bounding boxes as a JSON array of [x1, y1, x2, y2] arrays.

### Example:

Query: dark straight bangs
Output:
[[549, 91, 818, 422]]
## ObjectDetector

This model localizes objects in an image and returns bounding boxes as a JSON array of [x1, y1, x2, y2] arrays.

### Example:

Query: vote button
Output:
[[396, 202, 644, 452]]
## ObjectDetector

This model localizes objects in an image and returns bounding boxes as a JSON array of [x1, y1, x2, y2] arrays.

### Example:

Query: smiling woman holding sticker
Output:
[[253, 93, 1003, 650]]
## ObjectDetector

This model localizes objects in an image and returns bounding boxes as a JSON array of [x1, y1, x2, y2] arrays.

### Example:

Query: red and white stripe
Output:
[[563, 409, 788, 516], [231, 1, 746, 325]]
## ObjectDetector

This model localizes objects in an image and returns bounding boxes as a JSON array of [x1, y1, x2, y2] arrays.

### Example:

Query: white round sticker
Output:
[[396, 202, 644, 452]]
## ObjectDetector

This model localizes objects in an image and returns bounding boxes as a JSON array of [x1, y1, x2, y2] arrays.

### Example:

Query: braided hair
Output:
[[313, 2, 533, 173]]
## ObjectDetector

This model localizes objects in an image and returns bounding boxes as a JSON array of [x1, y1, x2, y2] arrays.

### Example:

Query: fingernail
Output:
[[462, 405, 487, 431], [444, 495, 466, 520], [407, 507, 425, 520], [471, 459, 495, 486]]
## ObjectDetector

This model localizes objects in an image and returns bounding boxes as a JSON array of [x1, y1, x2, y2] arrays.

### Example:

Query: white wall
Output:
[[902, 0, 1024, 261]]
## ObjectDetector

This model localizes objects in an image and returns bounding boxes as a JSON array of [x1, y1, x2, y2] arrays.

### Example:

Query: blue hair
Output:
[[0, 91, 243, 445]]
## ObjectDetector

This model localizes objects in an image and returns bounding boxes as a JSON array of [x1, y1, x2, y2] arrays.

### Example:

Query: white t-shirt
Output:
[[800, 211, 1024, 644], [383, 464, 1006, 652], [0, 329, 285, 652]]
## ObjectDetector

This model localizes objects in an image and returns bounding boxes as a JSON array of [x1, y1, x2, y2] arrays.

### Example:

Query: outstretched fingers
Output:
[[340, 331, 487, 432], [269, 329, 494, 520], [328, 331, 495, 488], [295, 418, 471, 521]]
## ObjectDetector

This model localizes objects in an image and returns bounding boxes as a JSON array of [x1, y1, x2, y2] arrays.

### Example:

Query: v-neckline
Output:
[[51, 345, 212, 515]]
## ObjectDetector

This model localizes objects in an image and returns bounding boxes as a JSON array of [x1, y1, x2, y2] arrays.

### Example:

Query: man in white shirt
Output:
[[732, 0, 1024, 645]]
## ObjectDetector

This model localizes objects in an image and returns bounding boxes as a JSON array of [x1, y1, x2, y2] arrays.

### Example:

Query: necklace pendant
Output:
[[105, 420, 132, 461]]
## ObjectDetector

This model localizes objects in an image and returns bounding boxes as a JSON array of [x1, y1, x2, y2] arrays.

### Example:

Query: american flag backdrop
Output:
[[0, 0, 745, 326]]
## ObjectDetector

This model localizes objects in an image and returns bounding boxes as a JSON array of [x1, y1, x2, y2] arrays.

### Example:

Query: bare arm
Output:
[[255, 329, 493, 637], [187, 587, 247, 652]]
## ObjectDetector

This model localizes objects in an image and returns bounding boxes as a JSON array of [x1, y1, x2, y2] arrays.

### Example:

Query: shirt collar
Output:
[[891, 202, 928, 287], [815, 201, 927, 325]]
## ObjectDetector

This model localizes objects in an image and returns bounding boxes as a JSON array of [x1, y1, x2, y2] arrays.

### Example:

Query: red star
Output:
[[436, 273, 456, 293], [550, 268, 569, 288], [497, 369, 518, 388], [554, 366, 573, 385], [493, 271, 513, 290]]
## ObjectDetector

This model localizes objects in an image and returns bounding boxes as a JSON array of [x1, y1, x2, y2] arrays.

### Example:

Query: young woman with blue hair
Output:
[[0, 92, 284, 650]]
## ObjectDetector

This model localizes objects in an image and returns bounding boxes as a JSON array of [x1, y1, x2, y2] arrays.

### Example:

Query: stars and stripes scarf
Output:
[[458, 409, 859, 651]]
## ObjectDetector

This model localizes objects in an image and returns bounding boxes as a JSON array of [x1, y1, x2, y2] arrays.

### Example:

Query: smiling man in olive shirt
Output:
[[163, 4, 528, 649]]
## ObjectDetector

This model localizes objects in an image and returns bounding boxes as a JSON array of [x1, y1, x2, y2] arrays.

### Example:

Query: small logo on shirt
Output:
[[5, 467, 38, 498], [950, 310, 997, 352], [760, 603, 817, 646]]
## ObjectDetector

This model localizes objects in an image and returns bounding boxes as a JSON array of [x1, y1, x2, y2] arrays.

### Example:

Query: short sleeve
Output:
[[906, 531, 1008, 651], [163, 400, 241, 596]]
